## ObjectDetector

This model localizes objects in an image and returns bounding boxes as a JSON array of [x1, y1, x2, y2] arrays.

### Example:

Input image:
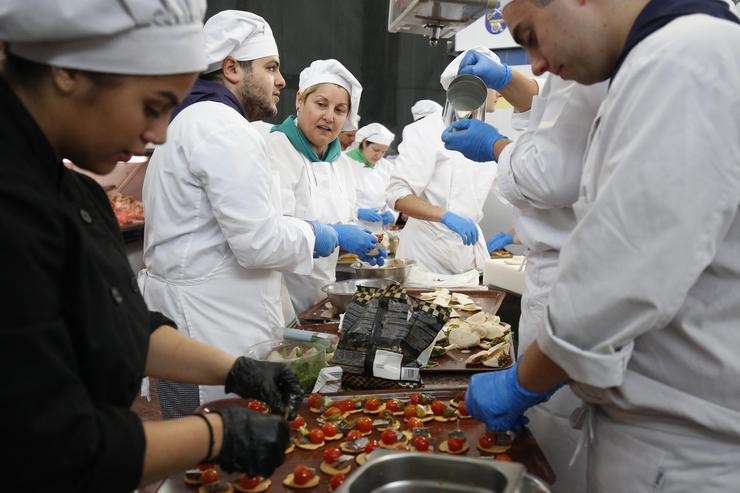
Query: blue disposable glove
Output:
[[308, 220, 339, 258], [442, 118, 508, 163], [458, 49, 513, 90], [466, 359, 561, 432], [330, 223, 377, 255], [359, 246, 387, 266], [358, 208, 383, 222], [381, 210, 396, 225], [441, 211, 479, 246], [487, 232, 514, 253]]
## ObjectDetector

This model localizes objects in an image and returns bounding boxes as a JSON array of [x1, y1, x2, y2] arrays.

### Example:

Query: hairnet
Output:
[[440, 46, 501, 91], [1, 0, 207, 75], [355, 123, 395, 146], [411, 99, 443, 121], [299, 59, 362, 129], [203, 10, 278, 74]]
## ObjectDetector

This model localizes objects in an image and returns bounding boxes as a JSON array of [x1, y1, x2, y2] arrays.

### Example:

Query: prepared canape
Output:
[[283, 465, 320, 489], [362, 397, 386, 414], [379, 428, 408, 449], [198, 479, 233, 493], [233, 474, 271, 493], [477, 431, 513, 454], [340, 434, 369, 454], [319, 446, 353, 475], [439, 430, 469, 454], [321, 422, 344, 441], [295, 427, 325, 450], [328, 473, 347, 492], [355, 439, 379, 465], [372, 410, 401, 432], [430, 399, 457, 422]]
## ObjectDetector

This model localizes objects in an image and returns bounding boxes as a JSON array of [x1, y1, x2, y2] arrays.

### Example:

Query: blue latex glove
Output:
[[308, 220, 339, 258], [358, 208, 383, 222], [487, 232, 514, 253], [330, 223, 377, 255], [458, 49, 513, 90], [381, 210, 396, 225], [442, 119, 508, 163], [359, 246, 387, 266], [441, 211, 479, 246], [466, 359, 560, 431]]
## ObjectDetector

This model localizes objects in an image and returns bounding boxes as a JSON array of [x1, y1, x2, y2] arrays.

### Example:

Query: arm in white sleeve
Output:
[[385, 121, 439, 210], [538, 56, 740, 388], [266, 132, 303, 217], [190, 123, 314, 274]]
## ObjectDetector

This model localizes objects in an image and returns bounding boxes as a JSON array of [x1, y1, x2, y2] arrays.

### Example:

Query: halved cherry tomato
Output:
[[200, 468, 219, 484], [409, 393, 422, 405], [478, 432, 495, 449], [309, 428, 325, 444], [307, 394, 321, 409], [323, 406, 343, 418], [290, 415, 306, 429], [364, 397, 381, 411], [457, 400, 469, 416], [239, 474, 263, 489], [355, 416, 373, 433], [197, 463, 215, 471], [329, 473, 347, 491], [412, 436, 430, 452], [293, 465, 314, 485], [323, 446, 342, 463], [447, 437, 464, 452], [381, 429, 398, 445], [386, 399, 400, 412], [403, 403, 418, 419], [346, 429, 362, 441], [430, 400, 445, 416], [322, 423, 339, 437], [364, 439, 379, 453], [496, 453, 513, 462], [247, 400, 267, 412], [406, 417, 423, 429]]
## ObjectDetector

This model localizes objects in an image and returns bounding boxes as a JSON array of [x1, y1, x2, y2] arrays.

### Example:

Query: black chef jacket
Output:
[[0, 77, 175, 491]]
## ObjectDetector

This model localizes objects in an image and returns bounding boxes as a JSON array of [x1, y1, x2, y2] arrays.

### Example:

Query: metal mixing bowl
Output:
[[321, 278, 398, 313], [351, 258, 415, 284]]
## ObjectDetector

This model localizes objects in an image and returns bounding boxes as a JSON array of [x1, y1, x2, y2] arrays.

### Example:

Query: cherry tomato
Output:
[[309, 428, 325, 444], [323, 406, 343, 418], [412, 436, 430, 452], [346, 429, 362, 441], [403, 403, 418, 419], [338, 399, 355, 413], [381, 429, 398, 445], [386, 399, 400, 412], [197, 463, 215, 471], [290, 415, 306, 429], [323, 446, 342, 463], [200, 468, 219, 484], [431, 400, 445, 416], [239, 475, 263, 489], [307, 394, 321, 409], [457, 400, 469, 416], [409, 393, 422, 405], [406, 417, 423, 430], [496, 453, 513, 462], [247, 400, 266, 412], [447, 437, 464, 452], [329, 473, 347, 491], [355, 416, 373, 433], [478, 432, 495, 449], [293, 465, 314, 485], [364, 439, 379, 453], [322, 423, 339, 437], [364, 397, 381, 411]]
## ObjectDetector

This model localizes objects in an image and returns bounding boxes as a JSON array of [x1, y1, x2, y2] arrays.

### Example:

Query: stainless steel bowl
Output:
[[321, 278, 398, 313], [351, 258, 415, 284]]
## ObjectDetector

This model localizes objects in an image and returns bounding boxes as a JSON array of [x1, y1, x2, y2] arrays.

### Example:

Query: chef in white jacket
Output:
[[139, 11, 338, 417], [410, 99, 443, 121], [451, 1, 740, 491], [385, 48, 502, 287], [266, 59, 386, 314], [345, 123, 398, 233]]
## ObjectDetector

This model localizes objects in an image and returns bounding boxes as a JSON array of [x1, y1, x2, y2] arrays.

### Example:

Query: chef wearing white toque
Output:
[[410, 99, 443, 121]]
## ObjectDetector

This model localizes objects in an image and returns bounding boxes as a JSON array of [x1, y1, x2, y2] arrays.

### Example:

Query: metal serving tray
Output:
[[335, 450, 526, 493]]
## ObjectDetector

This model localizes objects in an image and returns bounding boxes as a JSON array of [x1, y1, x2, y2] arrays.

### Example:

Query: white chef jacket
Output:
[[139, 101, 314, 403], [265, 131, 358, 314], [386, 113, 494, 275], [495, 75, 607, 493], [538, 15, 740, 488], [344, 155, 397, 233]]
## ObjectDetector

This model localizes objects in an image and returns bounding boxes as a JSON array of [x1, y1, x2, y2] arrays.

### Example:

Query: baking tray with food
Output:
[[156, 388, 554, 493]]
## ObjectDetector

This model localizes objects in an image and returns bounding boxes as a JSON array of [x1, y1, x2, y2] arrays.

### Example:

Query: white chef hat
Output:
[[355, 123, 395, 147], [341, 113, 361, 132], [203, 10, 278, 74], [299, 59, 362, 129], [440, 46, 502, 91], [1, 0, 207, 75], [411, 100, 443, 121]]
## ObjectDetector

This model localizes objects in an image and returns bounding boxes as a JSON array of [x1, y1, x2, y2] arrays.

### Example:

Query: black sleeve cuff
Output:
[[149, 310, 176, 334]]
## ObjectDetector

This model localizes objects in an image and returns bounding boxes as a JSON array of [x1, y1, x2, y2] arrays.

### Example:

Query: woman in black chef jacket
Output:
[[0, 2, 302, 491]]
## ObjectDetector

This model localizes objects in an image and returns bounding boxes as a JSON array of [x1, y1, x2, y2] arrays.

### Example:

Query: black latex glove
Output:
[[225, 356, 304, 420], [215, 407, 290, 477]]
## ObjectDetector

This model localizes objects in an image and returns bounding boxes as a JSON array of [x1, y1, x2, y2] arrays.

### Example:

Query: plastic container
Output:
[[246, 339, 327, 393]]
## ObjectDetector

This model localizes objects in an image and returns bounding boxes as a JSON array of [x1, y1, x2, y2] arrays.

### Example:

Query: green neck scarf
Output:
[[271, 115, 341, 163], [346, 147, 375, 168]]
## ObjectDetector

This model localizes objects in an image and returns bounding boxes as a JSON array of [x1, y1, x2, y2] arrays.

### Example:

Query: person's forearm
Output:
[[393, 195, 447, 222], [517, 342, 568, 393], [493, 138, 513, 161], [140, 414, 224, 486], [498, 71, 539, 112], [146, 325, 235, 385]]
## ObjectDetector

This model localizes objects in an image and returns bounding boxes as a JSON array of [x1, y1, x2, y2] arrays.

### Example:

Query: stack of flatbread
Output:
[[433, 310, 513, 368], [417, 288, 481, 315]]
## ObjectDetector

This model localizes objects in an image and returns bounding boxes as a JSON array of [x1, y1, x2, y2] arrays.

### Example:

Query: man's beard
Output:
[[237, 78, 276, 122]]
